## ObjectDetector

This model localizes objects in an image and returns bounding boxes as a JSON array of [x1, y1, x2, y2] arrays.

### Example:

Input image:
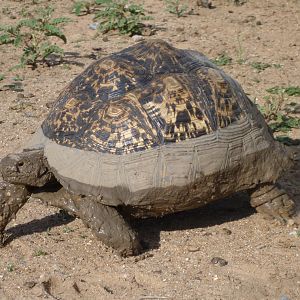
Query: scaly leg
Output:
[[33, 187, 142, 257], [249, 183, 296, 224], [0, 180, 30, 245]]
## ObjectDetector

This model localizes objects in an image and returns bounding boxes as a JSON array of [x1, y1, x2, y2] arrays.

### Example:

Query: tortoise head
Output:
[[0, 150, 53, 187]]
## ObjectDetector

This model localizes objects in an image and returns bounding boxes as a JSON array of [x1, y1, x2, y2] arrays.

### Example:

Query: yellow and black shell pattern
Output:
[[42, 40, 249, 155]]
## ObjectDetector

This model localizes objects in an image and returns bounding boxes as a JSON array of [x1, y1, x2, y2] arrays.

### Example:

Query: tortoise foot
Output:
[[75, 198, 142, 257], [34, 188, 142, 256], [0, 180, 30, 244], [250, 184, 296, 224]]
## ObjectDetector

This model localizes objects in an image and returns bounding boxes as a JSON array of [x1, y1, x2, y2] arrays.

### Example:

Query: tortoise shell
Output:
[[27, 39, 289, 214], [42, 39, 246, 155]]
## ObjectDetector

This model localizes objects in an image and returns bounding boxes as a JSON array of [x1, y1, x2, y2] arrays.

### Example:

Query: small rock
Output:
[[72, 282, 80, 294], [24, 281, 36, 289], [176, 34, 187, 42], [202, 231, 212, 236], [141, 26, 153, 36], [132, 35, 144, 42], [287, 219, 295, 227], [46, 101, 55, 109], [102, 36, 109, 42], [17, 93, 25, 100], [221, 228, 232, 235], [289, 229, 300, 236], [243, 15, 256, 23], [280, 296, 291, 300], [197, 0, 213, 9], [211, 257, 228, 267], [103, 286, 113, 294], [134, 253, 154, 262], [256, 20, 262, 25], [88, 23, 99, 30], [187, 246, 200, 252], [176, 27, 184, 33]]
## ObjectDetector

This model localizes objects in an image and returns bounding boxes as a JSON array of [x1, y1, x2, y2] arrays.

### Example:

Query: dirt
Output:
[[0, 0, 300, 299]]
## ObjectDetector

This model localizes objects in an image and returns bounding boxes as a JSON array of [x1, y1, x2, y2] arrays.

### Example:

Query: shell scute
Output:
[[42, 40, 249, 155]]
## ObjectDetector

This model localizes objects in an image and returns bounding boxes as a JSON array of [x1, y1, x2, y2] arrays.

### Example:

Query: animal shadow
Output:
[[133, 192, 255, 253]]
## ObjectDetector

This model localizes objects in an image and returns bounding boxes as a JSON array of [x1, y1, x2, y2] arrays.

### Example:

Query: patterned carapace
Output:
[[42, 40, 247, 155]]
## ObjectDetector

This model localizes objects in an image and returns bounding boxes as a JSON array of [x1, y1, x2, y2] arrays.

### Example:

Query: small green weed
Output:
[[164, 0, 188, 17], [250, 62, 272, 72], [257, 94, 300, 144], [0, 6, 71, 68], [0, 74, 5, 81], [13, 74, 24, 81], [34, 249, 48, 256], [250, 62, 283, 72], [7, 263, 15, 272], [63, 226, 74, 233], [72, 0, 100, 16], [94, 0, 149, 36], [212, 53, 232, 66], [266, 86, 300, 97]]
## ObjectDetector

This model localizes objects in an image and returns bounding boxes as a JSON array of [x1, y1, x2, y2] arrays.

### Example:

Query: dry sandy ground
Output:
[[0, 0, 300, 299]]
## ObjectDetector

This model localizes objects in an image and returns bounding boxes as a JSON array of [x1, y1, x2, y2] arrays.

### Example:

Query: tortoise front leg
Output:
[[0, 181, 30, 246], [0, 149, 54, 246], [249, 183, 296, 224], [33, 187, 142, 257]]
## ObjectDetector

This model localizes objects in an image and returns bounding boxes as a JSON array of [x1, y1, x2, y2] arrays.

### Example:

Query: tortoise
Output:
[[0, 39, 297, 256]]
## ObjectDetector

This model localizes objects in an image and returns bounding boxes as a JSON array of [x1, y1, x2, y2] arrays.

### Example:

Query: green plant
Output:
[[7, 263, 15, 272], [34, 249, 48, 256], [164, 0, 187, 17], [72, 0, 100, 16], [0, 74, 5, 81], [63, 226, 74, 233], [257, 94, 300, 144], [212, 53, 232, 66], [94, 0, 149, 36], [0, 6, 70, 68], [250, 61, 272, 72], [266, 86, 300, 97]]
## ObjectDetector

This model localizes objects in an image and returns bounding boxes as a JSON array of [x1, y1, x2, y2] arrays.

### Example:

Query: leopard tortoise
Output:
[[0, 40, 297, 256]]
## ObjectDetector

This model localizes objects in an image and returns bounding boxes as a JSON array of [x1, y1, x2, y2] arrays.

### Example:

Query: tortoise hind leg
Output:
[[0, 181, 30, 245], [33, 187, 142, 257], [249, 183, 296, 224]]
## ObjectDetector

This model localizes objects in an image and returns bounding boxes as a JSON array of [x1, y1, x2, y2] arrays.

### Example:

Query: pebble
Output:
[[24, 281, 36, 289], [221, 228, 232, 235], [102, 36, 109, 42], [280, 296, 291, 300], [88, 23, 99, 30], [141, 27, 153, 36], [187, 246, 200, 252], [211, 257, 228, 267], [289, 229, 300, 236], [132, 35, 145, 42]]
